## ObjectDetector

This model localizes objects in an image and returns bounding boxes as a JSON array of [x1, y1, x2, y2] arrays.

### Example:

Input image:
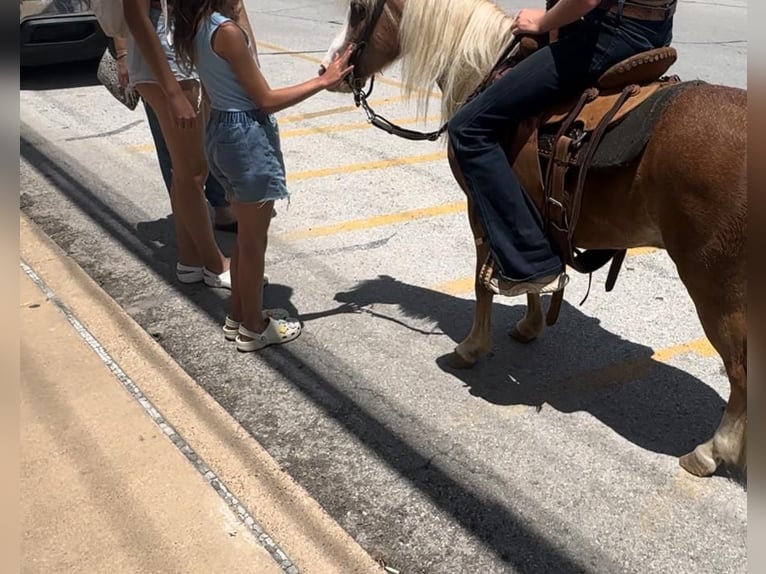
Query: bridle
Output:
[[347, 0, 448, 142]]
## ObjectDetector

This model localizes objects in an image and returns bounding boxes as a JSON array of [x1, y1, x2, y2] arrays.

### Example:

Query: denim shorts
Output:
[[127, 3, 199, 88], [205, 109, 290, 205]]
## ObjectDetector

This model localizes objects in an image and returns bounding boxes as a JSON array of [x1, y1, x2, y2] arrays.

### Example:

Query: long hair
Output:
[[173, 0, 241, 73], [396, 0, 513, 122]]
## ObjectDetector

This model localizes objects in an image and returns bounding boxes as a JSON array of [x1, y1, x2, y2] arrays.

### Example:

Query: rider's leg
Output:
[[448, 39, 589, 283]]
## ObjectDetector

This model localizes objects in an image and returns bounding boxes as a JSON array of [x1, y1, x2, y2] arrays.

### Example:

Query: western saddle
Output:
[[484, 0, 680, 323]]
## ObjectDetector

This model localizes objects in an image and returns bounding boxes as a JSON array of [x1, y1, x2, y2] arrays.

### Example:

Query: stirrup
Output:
[[479, 254, 500, 294]]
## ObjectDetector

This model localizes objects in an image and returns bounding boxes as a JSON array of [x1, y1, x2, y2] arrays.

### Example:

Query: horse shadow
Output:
[[334, 275, 726, 460]]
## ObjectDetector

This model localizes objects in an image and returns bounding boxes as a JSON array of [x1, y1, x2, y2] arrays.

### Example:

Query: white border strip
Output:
[[21, 259, 300, 574]]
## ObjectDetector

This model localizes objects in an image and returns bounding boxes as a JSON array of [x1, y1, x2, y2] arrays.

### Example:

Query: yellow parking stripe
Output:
[[653, 337, 717, 361], [280, 115, 441, 138], [278, 96, 407, 124], [280, 200, 465, 241], [123, 101, 433, 154], [287, 151, 446, 183], [256, 41, 441, 97]]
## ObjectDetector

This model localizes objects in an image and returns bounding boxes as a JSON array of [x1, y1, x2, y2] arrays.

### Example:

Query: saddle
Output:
[[517, 45, 680, 280], [480, 36, 681, 324]]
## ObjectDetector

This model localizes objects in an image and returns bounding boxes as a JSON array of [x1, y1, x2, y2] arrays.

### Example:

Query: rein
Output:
[[347, 0, 448, 142]]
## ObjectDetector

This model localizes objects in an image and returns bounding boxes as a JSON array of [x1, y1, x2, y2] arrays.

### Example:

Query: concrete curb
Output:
[[20, 213, 383, 574]]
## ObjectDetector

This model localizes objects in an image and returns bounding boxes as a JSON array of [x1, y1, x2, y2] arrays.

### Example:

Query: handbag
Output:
[[97, 47, 140, 111], [90, 0, 130, 38]]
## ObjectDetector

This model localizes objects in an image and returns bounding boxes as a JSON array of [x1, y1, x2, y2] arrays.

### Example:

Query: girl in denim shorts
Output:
[[173, 0, 354, 352]]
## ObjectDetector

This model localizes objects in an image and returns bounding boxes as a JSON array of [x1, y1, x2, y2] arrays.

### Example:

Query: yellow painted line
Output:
[[280, 115, 442, 138], [280, 200, 465, 241], [124, 110, 440, 154], [287, 151, 446, 183], [435, 277, 476, 296], [565, 336, 716, 391], [652, 337, 717, 361], [257, 41, 441, 98], [127, 142, 158, 154], [629, 247, 659, 256], [278, 96, 407, 124]]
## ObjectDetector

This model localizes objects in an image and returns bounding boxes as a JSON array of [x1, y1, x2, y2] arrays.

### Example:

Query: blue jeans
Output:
[[448, 12, 673, 282], [143, 100, 230, 209]]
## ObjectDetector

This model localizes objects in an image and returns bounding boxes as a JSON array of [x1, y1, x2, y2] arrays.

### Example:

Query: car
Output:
[[20, 0, 108, 67]]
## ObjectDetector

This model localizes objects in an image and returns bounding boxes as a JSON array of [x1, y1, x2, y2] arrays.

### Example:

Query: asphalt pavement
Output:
[[19, 1, 748, 572]]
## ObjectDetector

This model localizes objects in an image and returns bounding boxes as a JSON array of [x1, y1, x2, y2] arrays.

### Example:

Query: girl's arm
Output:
[[212, 22, 353, 116], [123, 0, 197, 128]]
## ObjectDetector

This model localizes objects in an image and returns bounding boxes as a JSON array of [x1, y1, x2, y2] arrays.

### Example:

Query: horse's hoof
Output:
[[509, 326, 538, 344], [445, 350, 477, 370], [679, 449, 718, 477]]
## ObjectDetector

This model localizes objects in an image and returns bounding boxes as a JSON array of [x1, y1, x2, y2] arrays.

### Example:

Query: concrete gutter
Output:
[[20, 214, 382, 574]]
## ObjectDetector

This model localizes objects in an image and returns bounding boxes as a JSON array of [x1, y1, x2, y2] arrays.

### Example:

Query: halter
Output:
[[347, 0, 448, 142]]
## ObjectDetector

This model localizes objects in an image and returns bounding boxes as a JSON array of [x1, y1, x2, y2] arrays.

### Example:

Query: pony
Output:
[[322, 0, 747, 478]]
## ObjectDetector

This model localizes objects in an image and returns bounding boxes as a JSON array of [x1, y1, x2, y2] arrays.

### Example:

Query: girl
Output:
[[172, 1, 354, 351], [123, 0, 242, 289]]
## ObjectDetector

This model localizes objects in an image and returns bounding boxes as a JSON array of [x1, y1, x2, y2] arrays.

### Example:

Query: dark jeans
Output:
[[142, 100, 230, 209], [448, 12, 674, 282]]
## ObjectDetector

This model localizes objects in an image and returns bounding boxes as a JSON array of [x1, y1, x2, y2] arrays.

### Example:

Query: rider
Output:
[[448, 0, 675, 296]]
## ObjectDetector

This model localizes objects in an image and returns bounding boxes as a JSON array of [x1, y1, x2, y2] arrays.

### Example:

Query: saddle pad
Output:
[[538, 80, 705, 170], [590, 80, 705, 169]]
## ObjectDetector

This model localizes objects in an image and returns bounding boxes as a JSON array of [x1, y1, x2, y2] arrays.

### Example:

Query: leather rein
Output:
[[347, 0, 448, 142]]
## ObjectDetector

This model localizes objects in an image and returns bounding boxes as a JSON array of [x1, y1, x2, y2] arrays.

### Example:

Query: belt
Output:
[[598, 0, 676, 21]]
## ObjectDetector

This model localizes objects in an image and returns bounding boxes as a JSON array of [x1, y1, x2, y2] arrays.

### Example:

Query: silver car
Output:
[[20, 0, 108, 67]]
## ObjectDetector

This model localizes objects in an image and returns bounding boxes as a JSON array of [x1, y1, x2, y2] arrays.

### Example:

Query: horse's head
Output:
[[320, 0, 403, 93]]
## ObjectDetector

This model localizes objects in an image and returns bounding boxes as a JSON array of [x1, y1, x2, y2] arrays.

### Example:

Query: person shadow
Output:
[[333, 274, 728, 464], [134, 215, 300, 318]]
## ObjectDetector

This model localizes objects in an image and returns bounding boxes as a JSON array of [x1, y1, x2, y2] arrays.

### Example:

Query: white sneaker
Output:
[[176, 263, 204, 284], [203, 268, 270, 290], [203, 267, 232, 289]]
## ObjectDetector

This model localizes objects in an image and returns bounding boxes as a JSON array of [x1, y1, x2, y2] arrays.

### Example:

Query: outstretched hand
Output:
[[320, 44, 355, 89]]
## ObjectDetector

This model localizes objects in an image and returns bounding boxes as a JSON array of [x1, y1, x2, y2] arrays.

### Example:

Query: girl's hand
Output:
[[320, 44, 355, 89]]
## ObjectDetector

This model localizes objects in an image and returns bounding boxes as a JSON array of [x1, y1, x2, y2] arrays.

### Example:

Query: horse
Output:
[[321, 0, 747, 478]]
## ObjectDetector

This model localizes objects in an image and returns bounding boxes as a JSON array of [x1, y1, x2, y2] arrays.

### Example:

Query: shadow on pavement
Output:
[[20, 123, 738, 571], [334, 274, 727, 461]]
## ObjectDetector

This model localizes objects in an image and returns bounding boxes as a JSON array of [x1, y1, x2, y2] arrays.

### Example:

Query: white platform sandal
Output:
[[223, 309, 290, 341], [235, 318, 302, 352]]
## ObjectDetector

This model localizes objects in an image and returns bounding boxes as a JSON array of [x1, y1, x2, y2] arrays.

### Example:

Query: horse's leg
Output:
[[675, 270, 747, 476], [645, 86, 748, 476], [509, 293, 545, 342], [448, 196, 496, 368]]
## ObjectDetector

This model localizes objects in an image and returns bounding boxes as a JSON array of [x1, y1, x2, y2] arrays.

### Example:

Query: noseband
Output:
[[346, 0, 448, 141]]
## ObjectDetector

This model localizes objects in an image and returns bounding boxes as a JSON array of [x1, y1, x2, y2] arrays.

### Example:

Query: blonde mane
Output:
[[397, 0, 514, 122]]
